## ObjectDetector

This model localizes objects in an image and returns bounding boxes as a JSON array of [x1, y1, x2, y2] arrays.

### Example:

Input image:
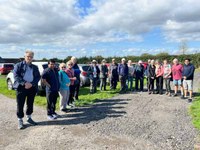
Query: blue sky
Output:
[[0, 0, 200, 59]]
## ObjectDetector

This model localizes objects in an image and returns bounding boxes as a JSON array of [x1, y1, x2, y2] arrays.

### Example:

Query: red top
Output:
[[65, 68, 75, 85], [172, 64, 183, 80]]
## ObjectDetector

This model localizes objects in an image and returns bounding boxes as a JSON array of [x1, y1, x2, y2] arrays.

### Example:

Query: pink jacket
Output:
[[156, 64, 163, 77], [172, 64, 183, 80]]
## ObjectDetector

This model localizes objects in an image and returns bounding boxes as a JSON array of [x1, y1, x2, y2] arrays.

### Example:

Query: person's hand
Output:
[[73, 77, 77, 80], [66, 83, 70, 86], [151, 77, 154, 79], [25, 82, 32, 89], [183, 76, 187, 80]]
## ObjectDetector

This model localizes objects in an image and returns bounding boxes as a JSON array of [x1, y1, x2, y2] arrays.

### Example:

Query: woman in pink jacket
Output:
[[155, 60, 164, 94]]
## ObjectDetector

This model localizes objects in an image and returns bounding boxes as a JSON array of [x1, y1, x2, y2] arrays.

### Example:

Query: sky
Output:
[[0, 0, 200, 59]]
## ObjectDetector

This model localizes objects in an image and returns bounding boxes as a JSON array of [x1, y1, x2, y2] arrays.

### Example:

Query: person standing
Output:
[[148, 60, 156, 94], [88, 60, 100, 94], [145, 59, 151, 90], [155, 60, 164, 94], [126, 60, 135, 91], [71, 56, 81, 100], [163, 59, 172, 96], [13, 50, 41, 129], [109, 59, 118, 90], [182, 58, 195, 102], [65, 60, 77, 108], [118, 58, 128, 93], [42, 59, 60, 120], [100, 59, 108, 91], [171, 58, 184, 98], [135, 60, 145, 92], [58, 63, 70, 112]]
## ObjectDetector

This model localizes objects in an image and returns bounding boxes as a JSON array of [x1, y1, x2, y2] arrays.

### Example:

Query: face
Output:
[[60, 65, 66, 71], [185, 60, 190, 65], [122, 60, 125, 64], [48, 62, 55, 69], [67, 63, 73, 68], [163, 60, 167, 65], [24, 53, 33, 64], [173, 60, 178, 65]]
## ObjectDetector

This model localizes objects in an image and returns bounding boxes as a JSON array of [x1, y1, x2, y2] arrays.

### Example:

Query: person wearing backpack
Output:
[[58, 63, 70, 112], [163, 59, 172, 96]]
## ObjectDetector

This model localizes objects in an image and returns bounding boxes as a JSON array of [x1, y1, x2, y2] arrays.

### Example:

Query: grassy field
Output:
[[0, 75, 122, 109]]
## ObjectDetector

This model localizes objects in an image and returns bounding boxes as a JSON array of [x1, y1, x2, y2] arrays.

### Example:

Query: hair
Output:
[[185, 58, 191, 61], [128, 60, 132, 63], [173, 58, 178, 63], [67, 60, 73, 65], [59, 63, 66, 68], [48, 59, 56, 64], [25, 50, 34, 56], [151, 59, 155, 64], [71, 56, 77, 63]]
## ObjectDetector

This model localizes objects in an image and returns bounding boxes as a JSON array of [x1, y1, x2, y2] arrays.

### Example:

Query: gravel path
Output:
[[0, 74, 199, 150]]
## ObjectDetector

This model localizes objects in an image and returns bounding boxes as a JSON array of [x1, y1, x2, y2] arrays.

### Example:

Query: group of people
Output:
[[13, 50, 196, 130]]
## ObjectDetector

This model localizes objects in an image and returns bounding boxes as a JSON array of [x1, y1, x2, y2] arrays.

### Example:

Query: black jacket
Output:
[[148, 65, 156, 78]]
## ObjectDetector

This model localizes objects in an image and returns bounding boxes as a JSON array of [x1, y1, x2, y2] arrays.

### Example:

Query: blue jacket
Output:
[[13, 61, 41, 90], [59, 70, 70, 90], [182, 63, 195, 80], [72, 63, 81, 81], [118, 63, 128, 77]]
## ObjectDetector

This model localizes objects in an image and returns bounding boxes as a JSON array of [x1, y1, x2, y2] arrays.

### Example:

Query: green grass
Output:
[[190, 94, 200, 130], [0, 76, 121, 109]]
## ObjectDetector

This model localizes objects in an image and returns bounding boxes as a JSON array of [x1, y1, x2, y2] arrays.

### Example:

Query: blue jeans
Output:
[[126, 76, 133, 90]]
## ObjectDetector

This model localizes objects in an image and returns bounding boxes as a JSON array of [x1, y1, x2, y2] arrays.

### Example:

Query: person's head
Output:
[[128, 60, 132, 66], [173, 58, 178, 65], [138, 60, 143, 65], [121, 58, 126, 64], [184, 58, 191, 65], [155, 59, 160, 65], [148, 59, 151, 64], [59, 63, 66, 71], [102, 59, 106, 65], [48, 59, 56, 69], [112, 58, 116, 64], [67, 60, 73, 69], [150, 59, 155, 65], [24, 50, 34, 64], [92, 60, 97, 66], [71, 56, 77, 64], [163, 59, 168, 65]]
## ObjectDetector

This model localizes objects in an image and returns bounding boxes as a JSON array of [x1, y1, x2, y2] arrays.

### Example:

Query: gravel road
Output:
[[0, 74, 199, 150]]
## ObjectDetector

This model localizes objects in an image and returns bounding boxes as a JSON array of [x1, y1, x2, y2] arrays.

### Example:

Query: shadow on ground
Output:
[[37, 98, 129, 126]]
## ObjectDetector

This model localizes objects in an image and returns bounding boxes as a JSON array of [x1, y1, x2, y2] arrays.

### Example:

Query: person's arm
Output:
[[41, 70, 51, 88], [185, 65, 195, 79], [30, 65, 41, 87], [13, 63, 26, 87]]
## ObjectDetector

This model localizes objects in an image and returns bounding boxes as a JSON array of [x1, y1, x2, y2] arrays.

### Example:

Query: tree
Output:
[[179, 40, 188, 55]]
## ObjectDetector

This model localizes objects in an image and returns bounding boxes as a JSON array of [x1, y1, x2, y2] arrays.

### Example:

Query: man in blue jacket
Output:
[[182, 58, 195, 102], [13, 50, 40, 129], [118, 58, 128, 93]]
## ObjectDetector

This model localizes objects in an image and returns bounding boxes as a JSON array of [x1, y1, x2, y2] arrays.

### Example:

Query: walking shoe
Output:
[[188, 99, 192, 103], [52, 113, 59, 119], [67, 105, 72, 109], [18, 119, 24, 130], [165, 92, 169, 95], [27, 118, 38, 126], [172, 93, 177, 97], [47, 115, 56, 120], [61, 108, 68, 112], [180, 95, 185, 99]]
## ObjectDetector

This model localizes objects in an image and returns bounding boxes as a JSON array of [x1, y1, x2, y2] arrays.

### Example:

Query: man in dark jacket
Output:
[[109, 59, 118, 90], [42, 59, 60, 120], [88, 60, 100, 94], [118, 58, 128, 93], [13, 50, 40, 129], [100, 59, 108, 91], [135, 60, 145, 92], [71, 56, 81, 100], [182, 58, 195, 102]]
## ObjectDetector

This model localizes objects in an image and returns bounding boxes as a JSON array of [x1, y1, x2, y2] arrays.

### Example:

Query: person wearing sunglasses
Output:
[[58, 63, 70, 112]]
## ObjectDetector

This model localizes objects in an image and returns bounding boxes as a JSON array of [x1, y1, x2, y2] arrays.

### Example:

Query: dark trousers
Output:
[[46, 91, 58, 115], [74, 82, 80, 100], [148, 77, 155, 92], [16, 86, 37, 118], [156, 76, 163, 94], [69, 85, 75, 104], [135, 77, 144, 91], [110, 77, 118, 89], [119, 75, 126, 91], [164, 78, 171, 93], [100, 78, 107, 90], [90, 77, 98, 93]]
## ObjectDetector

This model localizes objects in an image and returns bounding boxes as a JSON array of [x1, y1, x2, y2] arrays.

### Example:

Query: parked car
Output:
[[0, 63, 14, 75], [78, 64, 91, 86], [6, 62, 48, 91]]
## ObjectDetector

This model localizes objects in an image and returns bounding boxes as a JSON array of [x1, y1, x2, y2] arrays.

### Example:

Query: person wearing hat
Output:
[[88, 60, 100, 94], [100, 59, 108, 91], [118, 58, 128, 93], [109, 58, 118, 90], [134, 60, 145, 92]]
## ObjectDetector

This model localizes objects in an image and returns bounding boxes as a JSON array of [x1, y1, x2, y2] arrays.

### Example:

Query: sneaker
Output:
[[52, 113, 59, 119], [188, 99, 192, 103], [165, 92, 169, 95], [61, 108, 68, 112], [27, 118, 37, 126], [180, 95, 185, 99], [172, 93, 177, 97], [67, 105, 72, 109], [47, 115, 55, 120], [18, 119, 24, 130]]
